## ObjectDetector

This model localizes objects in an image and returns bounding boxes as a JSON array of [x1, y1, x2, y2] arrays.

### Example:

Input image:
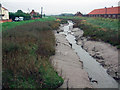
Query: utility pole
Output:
[[41, 7, 43, 18]]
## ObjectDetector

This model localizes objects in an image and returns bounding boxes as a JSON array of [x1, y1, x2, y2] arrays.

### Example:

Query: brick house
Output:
[[75, 12, 83, 16], [30, 10, 39, 18], [87, 6, 120, 19]]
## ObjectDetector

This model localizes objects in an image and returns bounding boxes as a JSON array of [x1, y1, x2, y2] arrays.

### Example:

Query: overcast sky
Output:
[[1, 0, 120, 15]]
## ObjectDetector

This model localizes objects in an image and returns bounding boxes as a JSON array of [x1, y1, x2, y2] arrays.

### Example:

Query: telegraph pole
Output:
[[41, 7, 43, 18]]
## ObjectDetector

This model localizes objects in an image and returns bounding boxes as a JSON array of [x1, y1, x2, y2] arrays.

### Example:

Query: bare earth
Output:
[[51, 31, 92, 88], [72, 28, 119, 80]]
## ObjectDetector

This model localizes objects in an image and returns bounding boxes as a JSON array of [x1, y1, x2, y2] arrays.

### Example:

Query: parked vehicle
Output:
[[15, 17, 24, 21]]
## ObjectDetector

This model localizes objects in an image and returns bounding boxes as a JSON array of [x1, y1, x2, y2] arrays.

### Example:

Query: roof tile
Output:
[[88, 6, 120, 15]]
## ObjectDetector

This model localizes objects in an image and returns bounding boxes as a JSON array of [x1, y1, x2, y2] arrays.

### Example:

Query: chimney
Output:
[[105, 7, 107, 15]]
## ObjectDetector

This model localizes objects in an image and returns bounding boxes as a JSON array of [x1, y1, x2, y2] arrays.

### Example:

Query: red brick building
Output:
[[75, 12, 83, 16], [30, 10, 39, 18], [87, 6, 120, 19]]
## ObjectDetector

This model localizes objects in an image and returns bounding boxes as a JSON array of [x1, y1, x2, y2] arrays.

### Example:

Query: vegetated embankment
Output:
[[2, 20, 63, 88], [73, 18, 119, 48], [2, 17, 56, 31]]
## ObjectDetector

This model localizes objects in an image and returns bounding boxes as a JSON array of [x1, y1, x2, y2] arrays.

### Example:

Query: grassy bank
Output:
[[57, 16, 119, 31], [2, 17, 56, 31], [57, 16, 119, 48], [2, 18, 63, 88]]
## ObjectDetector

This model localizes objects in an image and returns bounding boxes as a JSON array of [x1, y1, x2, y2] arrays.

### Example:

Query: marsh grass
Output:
[[73, 19, 119, 48], [57, 16, 119, 48], [2, 21, 63, 88], [57, 16, 119, 31]]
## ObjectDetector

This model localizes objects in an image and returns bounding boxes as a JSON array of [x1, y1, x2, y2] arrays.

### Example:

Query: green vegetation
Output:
[[59, 13, 74, 16], [60, 19, 68, 24], [9, 10, 31, 21], [57, 16, 119, 48], [2, 17, 56, 31], [9, 10, 41, 21], [2, 18, 63, 88], [57, 16, 119, 31]]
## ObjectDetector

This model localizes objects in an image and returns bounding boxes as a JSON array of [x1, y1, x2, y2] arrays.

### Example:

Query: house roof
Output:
[[75, 12, 83, 16], [88, 6, 120, 15], [30, 10, 39, 15], [2, 7, 8, 10]]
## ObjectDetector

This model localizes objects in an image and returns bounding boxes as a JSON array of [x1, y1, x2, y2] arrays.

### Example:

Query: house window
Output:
[[108, 15, 111, 18], [113, 15, 116, 18], [118, 15, 120, 18], [104, 15, 107, 17]]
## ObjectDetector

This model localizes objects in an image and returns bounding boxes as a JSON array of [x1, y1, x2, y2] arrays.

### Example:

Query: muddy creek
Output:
[[59, 21, 119, 88]]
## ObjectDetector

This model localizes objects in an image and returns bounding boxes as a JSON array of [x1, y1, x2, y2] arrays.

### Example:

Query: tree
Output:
[[9, 10, 31, 21], [43, 14, 45, 17], [9, 12, 16, 20], [16, 10, 23, 13]]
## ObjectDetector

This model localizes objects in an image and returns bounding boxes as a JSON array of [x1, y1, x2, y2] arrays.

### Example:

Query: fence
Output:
[[0, 19, 12, 23]]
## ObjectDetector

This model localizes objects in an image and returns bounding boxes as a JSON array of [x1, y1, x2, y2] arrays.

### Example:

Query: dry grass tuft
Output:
[[2, 21, 63, 88]]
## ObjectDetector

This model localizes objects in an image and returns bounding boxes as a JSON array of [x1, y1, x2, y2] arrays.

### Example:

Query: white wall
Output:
[[1, 7, 9, 20]]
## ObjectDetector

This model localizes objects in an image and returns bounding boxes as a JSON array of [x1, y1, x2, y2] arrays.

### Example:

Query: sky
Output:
[[1, 0, 120, 15]]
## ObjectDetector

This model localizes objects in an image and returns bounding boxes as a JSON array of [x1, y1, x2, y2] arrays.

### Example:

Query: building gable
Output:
[[2, 7, 8, 11]]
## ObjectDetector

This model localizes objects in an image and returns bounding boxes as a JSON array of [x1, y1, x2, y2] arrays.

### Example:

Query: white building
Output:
[[0, 4, 9, 20]]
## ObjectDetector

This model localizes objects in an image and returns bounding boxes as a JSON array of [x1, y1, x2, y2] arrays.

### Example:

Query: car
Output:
[[15, 17, 24, 21]]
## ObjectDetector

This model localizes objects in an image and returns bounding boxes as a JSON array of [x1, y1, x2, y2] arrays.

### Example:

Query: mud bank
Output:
[[72, 28, 119, 82], [51, 30, 92, 88]]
